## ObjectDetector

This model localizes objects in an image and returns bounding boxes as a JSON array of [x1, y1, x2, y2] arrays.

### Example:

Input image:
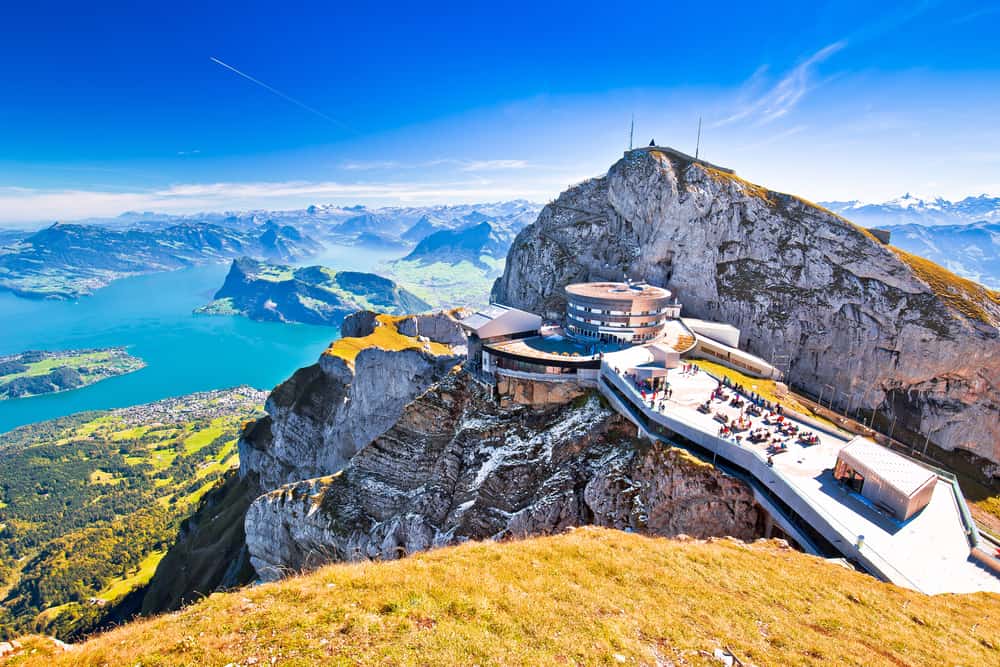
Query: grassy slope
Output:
[[0, 392, 263, 639], [5, 528, 998, 666], [890, 247, 1000, 324]]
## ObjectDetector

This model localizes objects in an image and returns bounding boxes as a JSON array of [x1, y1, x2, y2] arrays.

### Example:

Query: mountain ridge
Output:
[[196, 257, 430, 326], [0, 221, 319, 300]]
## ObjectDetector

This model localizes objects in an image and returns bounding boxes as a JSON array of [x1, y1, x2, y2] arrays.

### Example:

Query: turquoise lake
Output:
[[0, 244, 406, 434]]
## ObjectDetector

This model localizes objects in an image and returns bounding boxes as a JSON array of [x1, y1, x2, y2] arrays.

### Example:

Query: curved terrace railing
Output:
[[598, 364, 929, 592]]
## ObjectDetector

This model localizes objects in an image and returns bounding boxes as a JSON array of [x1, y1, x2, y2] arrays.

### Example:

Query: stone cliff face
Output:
[[245, 372, 761, 580], [239, 313, 464, 490], [493, 148, 1000, 470]]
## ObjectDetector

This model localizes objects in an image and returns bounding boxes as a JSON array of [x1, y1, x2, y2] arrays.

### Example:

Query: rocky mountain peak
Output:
[[494, 147, 1000, 470]]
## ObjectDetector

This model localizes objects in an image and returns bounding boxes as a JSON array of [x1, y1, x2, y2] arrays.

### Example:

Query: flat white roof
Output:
[[459, 303, 542, 338], [838, 436, 938, 498]]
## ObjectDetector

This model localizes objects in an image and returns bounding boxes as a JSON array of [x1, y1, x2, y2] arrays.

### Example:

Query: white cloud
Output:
[[709, 41, 846, 129], [459, 159, 529, 171], [340, 158, 530, 172], [0, 177, 562, 226]]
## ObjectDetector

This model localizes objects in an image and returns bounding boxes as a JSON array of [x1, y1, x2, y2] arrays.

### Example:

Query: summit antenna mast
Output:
[[695, 116, 702, 160], [629, 115, 634, 150]]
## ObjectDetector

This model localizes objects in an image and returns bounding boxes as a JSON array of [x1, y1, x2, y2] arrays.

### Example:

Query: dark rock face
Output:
[[238, 347, 462, 491], [396, 312, 468, 345], [340, 310, 379, 338], [493, 148, 1000, 470], [140, 472, 260, 614], [245, 373, 762, 580], [237, 309, 465, 491]]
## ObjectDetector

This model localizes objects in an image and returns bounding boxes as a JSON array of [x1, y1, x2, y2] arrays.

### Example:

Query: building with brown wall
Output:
[[565, 281, 680, 344]]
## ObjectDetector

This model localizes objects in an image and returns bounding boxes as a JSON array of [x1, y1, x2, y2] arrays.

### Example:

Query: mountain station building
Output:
[[455, 278, 1000, 594]]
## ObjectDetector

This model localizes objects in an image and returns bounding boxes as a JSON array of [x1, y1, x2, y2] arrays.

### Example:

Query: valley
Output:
[[0, 387, 265, 640]]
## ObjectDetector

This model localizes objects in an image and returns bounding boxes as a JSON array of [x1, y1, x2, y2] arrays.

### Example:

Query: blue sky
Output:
[[1, 0, 998, 225]]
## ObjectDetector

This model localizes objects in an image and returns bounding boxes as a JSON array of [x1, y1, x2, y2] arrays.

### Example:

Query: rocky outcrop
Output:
[[340, 310, 378, 338], [239, 315, 462, 490], [244, 372, 761, 580], [239, 345, 462, 491], [496, 374, 589, 408], [396, 310, 468, 346], [493, 147, 1000, 470]]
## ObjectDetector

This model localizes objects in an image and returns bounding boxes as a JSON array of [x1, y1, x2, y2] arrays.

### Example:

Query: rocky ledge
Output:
[[245, 372, 762, 580], [239, 310, 466, 490]]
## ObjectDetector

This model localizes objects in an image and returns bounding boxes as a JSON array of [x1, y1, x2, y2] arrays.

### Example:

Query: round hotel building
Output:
[[565, 281, 680, 344]]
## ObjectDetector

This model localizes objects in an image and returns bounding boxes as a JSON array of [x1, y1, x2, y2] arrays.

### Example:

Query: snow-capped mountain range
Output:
[[820, 193, 1000, 228], [818, 194, 1000, 289]]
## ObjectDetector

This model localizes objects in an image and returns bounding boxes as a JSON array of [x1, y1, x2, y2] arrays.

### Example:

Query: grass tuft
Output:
[[703, 166, 775, 205]]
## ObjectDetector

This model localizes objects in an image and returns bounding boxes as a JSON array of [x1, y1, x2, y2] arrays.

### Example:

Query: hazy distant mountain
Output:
[[16, 200, 543, 248], [821, 193, 1000, 228], [819, 194, 1000, 288], [403, 221, 515, 266], [0, 221, 320, 299], [884, 221, 1000, 289], [401, 215, 449, 243], [327, 200, 541, 245]]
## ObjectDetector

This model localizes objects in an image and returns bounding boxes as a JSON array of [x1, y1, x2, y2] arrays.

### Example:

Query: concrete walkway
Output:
[[600, 359, 1000, 594]]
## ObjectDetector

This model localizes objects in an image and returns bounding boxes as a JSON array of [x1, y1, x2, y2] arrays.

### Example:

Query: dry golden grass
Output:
[[323, 314, 453, 368], [4, 528, 997, 666], [891, 247, 1000, 324], [972, 495, 1000, 536], [703, 166, 775, 205]]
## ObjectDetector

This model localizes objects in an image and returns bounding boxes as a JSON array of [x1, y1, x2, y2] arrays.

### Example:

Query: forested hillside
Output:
[[0, 388, 264, 640]]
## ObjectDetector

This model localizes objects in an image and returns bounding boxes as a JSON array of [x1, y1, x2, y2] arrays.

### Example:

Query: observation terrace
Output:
[[598, 352, 1000, 595]]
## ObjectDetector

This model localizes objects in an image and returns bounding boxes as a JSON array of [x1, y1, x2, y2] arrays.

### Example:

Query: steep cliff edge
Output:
[[138, 310, 465, 611], [493, 147, 1000, 471], [245, 372, 761, 580], [239, 312, 465, 490]]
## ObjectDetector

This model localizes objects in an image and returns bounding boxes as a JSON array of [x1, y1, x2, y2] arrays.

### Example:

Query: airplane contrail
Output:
[[209, 56, 354, 132]]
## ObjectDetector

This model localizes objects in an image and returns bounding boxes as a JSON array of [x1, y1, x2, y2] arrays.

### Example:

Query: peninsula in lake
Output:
[[0, 347, 146, 400], [196, 257, 430, 326]]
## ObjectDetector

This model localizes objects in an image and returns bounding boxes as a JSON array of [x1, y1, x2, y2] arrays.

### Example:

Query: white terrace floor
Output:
[[604, 364, 1000, 595]]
